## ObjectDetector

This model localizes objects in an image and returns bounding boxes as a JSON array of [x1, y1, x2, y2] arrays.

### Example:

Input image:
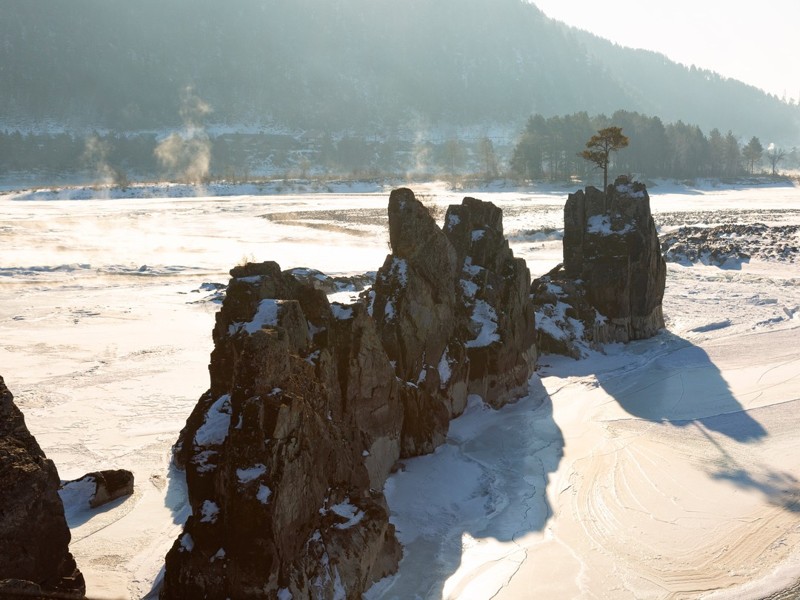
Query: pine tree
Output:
[[743, 136, 764, 174], [579, 126, 629, 192]]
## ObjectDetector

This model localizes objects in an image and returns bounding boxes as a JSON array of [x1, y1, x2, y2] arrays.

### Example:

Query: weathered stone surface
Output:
[[0, 376, 86, 598], [444, 197, 537, 407], [369, 189, 464, 456], [285, 266, 376, 294], [533, 178, 666, 356], [162, 189, 538, 599], [164, 265, 402, 599], [370, 189, 536, 455]]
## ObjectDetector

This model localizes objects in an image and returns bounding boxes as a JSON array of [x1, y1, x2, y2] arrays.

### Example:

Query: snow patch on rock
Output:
[[194, 395, 232, 447], [236, 464, 267, 484]]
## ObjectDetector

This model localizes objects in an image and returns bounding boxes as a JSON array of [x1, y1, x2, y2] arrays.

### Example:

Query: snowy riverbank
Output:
[[2, 175, 796, 202], [1, 184, 798, 599]]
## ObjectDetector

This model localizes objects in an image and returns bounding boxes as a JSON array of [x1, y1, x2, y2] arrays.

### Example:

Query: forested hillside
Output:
[[2, 0, 798, 144]]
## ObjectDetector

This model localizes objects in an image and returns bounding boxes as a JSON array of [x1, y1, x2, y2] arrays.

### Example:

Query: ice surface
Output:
[[2, 182, 800, 599]]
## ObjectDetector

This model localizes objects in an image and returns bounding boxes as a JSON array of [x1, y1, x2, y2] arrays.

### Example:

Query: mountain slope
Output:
[[1, 0, 797, 142]]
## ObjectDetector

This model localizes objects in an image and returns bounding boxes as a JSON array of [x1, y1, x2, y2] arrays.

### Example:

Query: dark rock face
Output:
[[64, 470, 135, 509], [534, 179, 666, 356], [0, 376, 86, 598], [162, 189, 537, 599], [164, 262, 402, 599]]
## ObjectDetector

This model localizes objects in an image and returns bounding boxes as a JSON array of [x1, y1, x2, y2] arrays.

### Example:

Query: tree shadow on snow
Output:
[[599, 331, 800, 513], [374, 376, 563, 599]]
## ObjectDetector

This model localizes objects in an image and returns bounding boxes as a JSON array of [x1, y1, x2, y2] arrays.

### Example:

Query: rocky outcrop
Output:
[[161, 188, 537, 599], [370, 191, 536, 455], [445, 197, 537, 406], [0, 376, 85, 598], [533, 178, 666, 356], [162, 261, 402, 599]]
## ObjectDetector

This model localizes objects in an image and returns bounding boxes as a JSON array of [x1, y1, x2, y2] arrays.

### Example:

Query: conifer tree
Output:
[[580, 126, 629, 192], [743, 136, 764, 174]]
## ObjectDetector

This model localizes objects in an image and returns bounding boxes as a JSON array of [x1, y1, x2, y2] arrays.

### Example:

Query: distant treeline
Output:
[[1, 109, 798, 185], [0, 129, 497, 183], [510, 110, 799, 182]]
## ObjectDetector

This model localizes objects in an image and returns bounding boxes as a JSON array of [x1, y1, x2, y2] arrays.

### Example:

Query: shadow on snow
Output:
[[599, 331, 799, 513], [371, 375, 564, 599]]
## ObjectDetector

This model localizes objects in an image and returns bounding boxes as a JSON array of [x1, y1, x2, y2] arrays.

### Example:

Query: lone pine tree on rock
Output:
[[580, 126, 629, 194]]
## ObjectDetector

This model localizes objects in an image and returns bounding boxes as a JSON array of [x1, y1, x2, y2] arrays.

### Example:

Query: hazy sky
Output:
[[532, 1, 800, 104]]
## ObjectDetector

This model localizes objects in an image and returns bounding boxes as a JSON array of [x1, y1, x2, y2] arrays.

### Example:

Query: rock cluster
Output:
[[533, 178, 666, 356], [370, 192, 536, 455], [161, 189, 537, 599], [661, 223, 799, 267], [0, 376, 85, 598]]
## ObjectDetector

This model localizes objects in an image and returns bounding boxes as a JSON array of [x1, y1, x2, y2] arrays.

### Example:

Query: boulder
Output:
[[63, 469, 135, 509], [0, 376, 86, 598], [535, 177, 665, 355]]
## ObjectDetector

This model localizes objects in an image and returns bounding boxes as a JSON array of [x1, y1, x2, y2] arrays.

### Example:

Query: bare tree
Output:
[[478, 137, 499, 180], [766, 143, 786, 176]]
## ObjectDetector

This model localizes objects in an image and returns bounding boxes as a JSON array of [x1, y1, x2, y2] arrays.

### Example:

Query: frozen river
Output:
[[1, 181, 799, 599]]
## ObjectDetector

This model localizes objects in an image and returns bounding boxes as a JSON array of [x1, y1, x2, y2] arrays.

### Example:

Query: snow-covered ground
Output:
[[1, 181, 799, 599]]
